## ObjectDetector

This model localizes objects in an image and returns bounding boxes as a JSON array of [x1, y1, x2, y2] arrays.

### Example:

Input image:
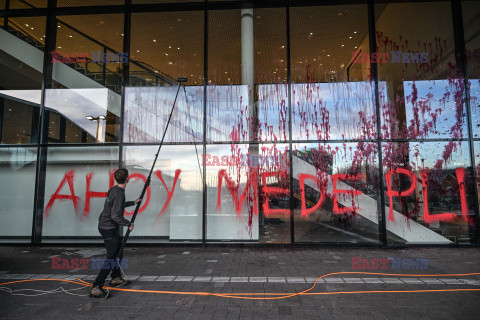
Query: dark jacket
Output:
[[98, 185, 135, 230]]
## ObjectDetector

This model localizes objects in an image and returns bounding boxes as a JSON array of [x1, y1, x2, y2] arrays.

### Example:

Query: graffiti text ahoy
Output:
[[44, 169, 180, 219]]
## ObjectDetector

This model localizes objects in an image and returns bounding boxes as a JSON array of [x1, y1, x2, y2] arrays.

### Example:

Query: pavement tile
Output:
[[156, 276, 176, 281], [286, 277, 306, 283], [174, 276, 194, 282]]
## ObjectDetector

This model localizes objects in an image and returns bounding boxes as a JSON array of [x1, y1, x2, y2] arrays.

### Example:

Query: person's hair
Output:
[[114, 168, 129, 184]]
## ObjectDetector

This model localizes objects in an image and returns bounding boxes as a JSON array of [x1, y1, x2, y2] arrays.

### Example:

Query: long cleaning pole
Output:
[[115, 77, 187, 259]]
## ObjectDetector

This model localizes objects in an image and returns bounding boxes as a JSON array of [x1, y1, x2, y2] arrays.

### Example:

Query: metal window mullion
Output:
[[287, 2, 294, 245], [368, 0, 387, 246], [202, 4, 208, 245], [451, 0, 480, 245], [4, 0, 10, 26], [119, 0, 131, 167], [31, 0, 57, 244]]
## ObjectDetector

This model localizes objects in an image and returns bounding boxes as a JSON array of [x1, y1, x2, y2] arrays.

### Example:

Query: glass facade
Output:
[[0, 0, 479, 245]]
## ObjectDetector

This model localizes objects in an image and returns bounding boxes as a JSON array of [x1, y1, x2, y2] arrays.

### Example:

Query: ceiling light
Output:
[[153, 39, 157, 42], [86, 116, 94, 120], [310, 32, 313, 35], [169, 46, 172, 49], [341, 44, 344, 47], [354, 31, 357, 34], [349, 36, 352, 39]]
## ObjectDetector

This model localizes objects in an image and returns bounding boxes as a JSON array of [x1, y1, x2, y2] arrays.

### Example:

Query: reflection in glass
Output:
[[376, 2, 466, 140], [293, 142, 380, 243], [124, 145, 203, 241], [0, 16, 45, 144], [125, 11, 204, 143], [207, 9, 288, 143], [463, 1, 480, 137], [42, 147, 119, 239], [44, 14, 124, 143], [0, 147, 36, 241], [383, 141, 476, 244], [206, 143, 291, 243]]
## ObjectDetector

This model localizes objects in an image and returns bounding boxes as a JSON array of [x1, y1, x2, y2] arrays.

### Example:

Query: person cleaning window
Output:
[[90, 168, 141, 299]]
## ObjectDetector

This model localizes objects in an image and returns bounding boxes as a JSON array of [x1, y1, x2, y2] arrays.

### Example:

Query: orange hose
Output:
[[0, 271, 479, 300]]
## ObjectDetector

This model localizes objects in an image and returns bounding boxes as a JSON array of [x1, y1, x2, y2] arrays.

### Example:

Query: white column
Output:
[[241, 8, 256, 147], [241, 7, 261, 226]]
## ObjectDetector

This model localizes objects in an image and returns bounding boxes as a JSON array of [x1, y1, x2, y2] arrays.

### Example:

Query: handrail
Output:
[[7, 19, 44, 45]]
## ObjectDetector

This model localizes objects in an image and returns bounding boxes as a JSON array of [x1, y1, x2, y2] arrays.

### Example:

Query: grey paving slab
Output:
[[174, 276, 194, 282], [193, 276, 212, 282], [156, 276, 176, 281], [138, 276, 158, 281]]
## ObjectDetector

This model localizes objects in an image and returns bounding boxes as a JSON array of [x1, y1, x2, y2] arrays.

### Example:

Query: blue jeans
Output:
[[93, 227, 123, 287]]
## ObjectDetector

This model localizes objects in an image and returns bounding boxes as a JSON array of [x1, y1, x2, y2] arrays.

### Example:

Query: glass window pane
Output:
[[291, 5, 375, 141], [208, 9, 288, 143], [45, 14, 124, 144], [383, 141, 477, 244], [125, 11, 204, 143], [206, 143, 291, 243], [42, 146, 118, 241], [124, 145, 203, 242], [293, 142, 380, 243], [463, 1, 480, 137], [0, 16, 45, 144], [377, 2, 467, 140], [0, 147, 36, 242]]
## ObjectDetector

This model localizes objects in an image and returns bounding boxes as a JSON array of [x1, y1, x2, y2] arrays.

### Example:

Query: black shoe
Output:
[[110, 277, 131, 287], [89, 286, 110, 298]]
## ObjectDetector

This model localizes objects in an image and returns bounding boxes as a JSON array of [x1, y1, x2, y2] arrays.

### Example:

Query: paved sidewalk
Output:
[[0, 246, 479, 319]]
